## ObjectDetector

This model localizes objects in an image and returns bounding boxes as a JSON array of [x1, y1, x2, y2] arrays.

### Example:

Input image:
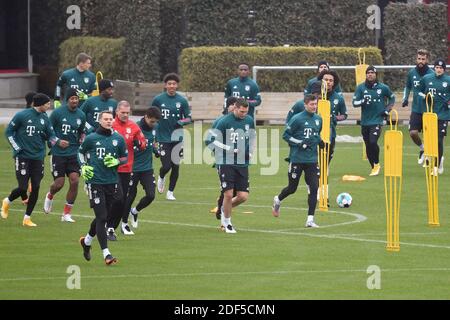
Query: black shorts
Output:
[[361, 125, 382, 145], [289, 162, 320, 186], [86, 183, 122, 209], [51, 155, 80, 179], [130, 170, 156, 191], [160, 142, 184, 165], [218, 165, 249, 193], [409, 112, 423, 132], [15, 157, 44, 188], [438, 120, 448, 137]]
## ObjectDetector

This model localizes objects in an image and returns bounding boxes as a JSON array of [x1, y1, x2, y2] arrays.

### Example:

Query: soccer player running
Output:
[[43, 88, 86, 223], [418, 59, 450, 175], [208, 98, 256, 234], [317, 70, 348, 164], [80, 79, 118, 133], [224, 63, 262, 119], [151, 73, 192, 201], [272, 94, 323, 228], [401, 49, 434, 165], [2, 94, 68, 227], [206, 97, 238, 219], [106, 101, 147, 238], [353, 66, 395, 176], [78, 111, 128, 265], [54, 53, 96, 109], [126, 107, 162, 230], [304, 60, 342, 95]]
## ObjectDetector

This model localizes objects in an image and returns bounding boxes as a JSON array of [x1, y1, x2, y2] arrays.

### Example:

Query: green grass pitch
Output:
[[0, 124, 448, 300]]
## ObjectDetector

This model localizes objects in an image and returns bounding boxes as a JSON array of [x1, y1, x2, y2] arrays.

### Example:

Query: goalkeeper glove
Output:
[[76, 90, 89, 101], [81, 165, 94, 180], [103, 154, 120, 168], [54, 100, 62, 109]]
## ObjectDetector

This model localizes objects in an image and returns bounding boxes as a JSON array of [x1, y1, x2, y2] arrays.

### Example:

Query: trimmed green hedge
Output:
[[59, 37, 127, 80], [180, 46, 383, 92]]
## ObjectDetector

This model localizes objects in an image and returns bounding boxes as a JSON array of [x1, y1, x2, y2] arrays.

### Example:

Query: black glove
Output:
[[381, 110, 390, 118], [401, 100, 408, 108]]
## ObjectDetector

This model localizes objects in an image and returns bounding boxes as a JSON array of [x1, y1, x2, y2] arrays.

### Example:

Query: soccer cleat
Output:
[[43, 192, 53, 214], [438, 157, 444, 175], [305, 221, 320, 228], [166, 191, 176, 201], [121, 224, 135, 235], [107, 228, 117, 241], [61, 214, 76, 223], [104, 254, 118, 266], [157, 176, 165, 194], [79, 237, 91, 261], [224, 224, 237, 234], [369, 164, 381, 176], [210, 206, 218, 214], [130, 212, 138, 229], [418, 150, 425, 165], [23, 218, 37, 227], [272, 196, 281, 217], [1, 198, 10, 219]]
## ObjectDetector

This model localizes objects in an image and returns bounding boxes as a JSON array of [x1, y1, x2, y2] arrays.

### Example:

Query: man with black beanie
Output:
[[2, 94, 69, 227], [353, 66, 395, 176], [80, 79, 118, 133], [43, 88, 86, 222], [304, 60, 342, 95]]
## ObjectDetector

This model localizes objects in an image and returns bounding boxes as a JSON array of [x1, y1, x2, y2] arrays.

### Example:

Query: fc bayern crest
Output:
[[315, 120, 320, 126], [109, 107, 113, 112], [245, 85, 251, 92], [176, 103, 181, 109], [126, 128, 132, 134], [245, 124, 250, 131], [40, 119, 45, 125], [77, 119, 81, 126], [112, 140, 118, 146], [443, 82, 448, 88], [84, 77, 89, 84], [334, 99, 339, 105], [377, 89, 382, 95]]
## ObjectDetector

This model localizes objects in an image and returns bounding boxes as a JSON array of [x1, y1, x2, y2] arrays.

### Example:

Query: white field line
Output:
[[6, 206, 450, 250], [0, 267, 449, 283]]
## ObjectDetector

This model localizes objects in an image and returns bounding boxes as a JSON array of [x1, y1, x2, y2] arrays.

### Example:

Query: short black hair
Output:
[[318, 70, 340, 89], [226, 97, 238, 108], [163, 73, 180, 83], [25, 92, 37, 107], [236, 97, 249, 108], [304, 94, 318, 105], [146, 106, 162, 120]]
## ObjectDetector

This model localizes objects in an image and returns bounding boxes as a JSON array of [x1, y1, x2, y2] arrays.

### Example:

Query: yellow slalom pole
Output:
[[423, 93, 440, 227], [355, 48, 369, 87], [384, 110, 403, 252], [318, 80, 331, 212], [91, 71, 104, 97]]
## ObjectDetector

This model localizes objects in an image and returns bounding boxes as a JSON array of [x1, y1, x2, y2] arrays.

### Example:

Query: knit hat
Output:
[[32, 93, 50, 107], [99, 79, 114, 92], [434, 59, 446, 70], [310, 81, 322, 94], [66, 88, 79, 101], [317, 60, 329, 71], [366, 65, 377, 74]]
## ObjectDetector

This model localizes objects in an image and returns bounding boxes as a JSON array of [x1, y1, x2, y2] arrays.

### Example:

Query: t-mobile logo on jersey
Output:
[[62, 124, 71, 135], [304, 128, 313, 139], [26, 126, 36, 137], [161, 109, 171, 119], [96, 148, 106, 159]]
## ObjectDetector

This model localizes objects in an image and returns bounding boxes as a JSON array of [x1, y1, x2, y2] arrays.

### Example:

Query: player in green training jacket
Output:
[[151, 73, 192, 201], [2, 94, 67, 227], [353, 66, 395, 177], [224, 63, 262, 119], [272, 94, 323, 228], [80, 79, 118, 133], [54, 53, 96, 109], [78, 111, 128, 265], [43, 88, 86, 223], [401, 49, 434, 165], [208, 98, 256, 234], [126, 107, 162, 231], [304, 60, 343, 95], [418, 58, 450, 175]]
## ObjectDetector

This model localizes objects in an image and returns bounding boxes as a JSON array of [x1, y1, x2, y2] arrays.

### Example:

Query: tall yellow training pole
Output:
[[384, 110, 403, 252], [423, 93, 439, 227], [91, 71, 104, 97], [318, 80, 331, 211]]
